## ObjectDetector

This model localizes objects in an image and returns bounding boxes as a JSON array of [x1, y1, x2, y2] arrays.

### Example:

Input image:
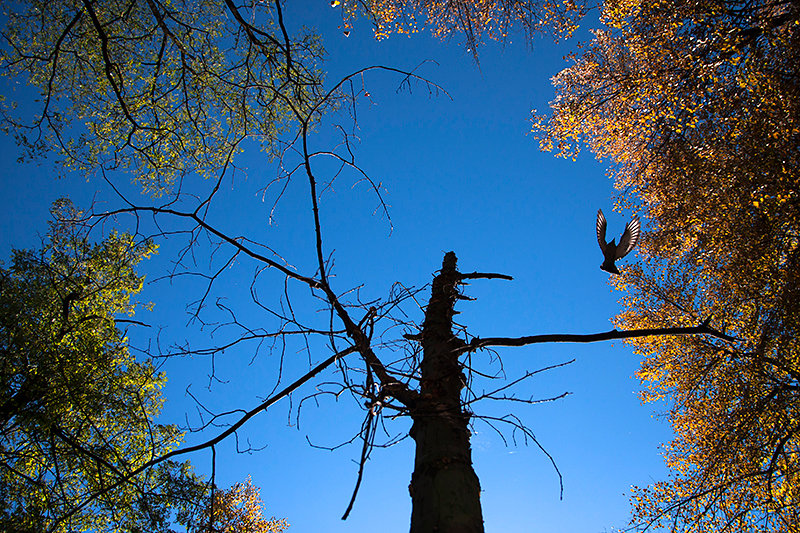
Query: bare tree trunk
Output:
[[409, 252, 484, 533]]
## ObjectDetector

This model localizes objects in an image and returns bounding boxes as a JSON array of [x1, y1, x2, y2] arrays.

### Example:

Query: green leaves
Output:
[[0, 199, 202, 532], [1, 0, 325, 195]]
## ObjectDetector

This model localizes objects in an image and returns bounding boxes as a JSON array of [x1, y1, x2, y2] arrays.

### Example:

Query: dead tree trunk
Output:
[[409, 252, 484, 533], [401, 251, 732, 532]]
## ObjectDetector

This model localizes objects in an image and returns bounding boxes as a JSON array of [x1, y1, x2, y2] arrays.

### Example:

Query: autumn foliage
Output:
[[3, 0, 799, 531], [537, 0, 800, 530], [343, 0, 584, 53], [0, 0, 324, 196], [187, 476, 289, 533]]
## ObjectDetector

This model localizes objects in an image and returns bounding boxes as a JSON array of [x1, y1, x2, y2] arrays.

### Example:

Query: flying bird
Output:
[[596, 209, 641, 274]]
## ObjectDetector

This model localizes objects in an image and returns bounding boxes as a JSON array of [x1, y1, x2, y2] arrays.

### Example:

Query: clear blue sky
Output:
[[0, 3, 672, 532]]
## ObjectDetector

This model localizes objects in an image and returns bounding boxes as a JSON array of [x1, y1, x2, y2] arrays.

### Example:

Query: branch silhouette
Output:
[[464, 317, 736, 352], [49, 345, 357, 532]]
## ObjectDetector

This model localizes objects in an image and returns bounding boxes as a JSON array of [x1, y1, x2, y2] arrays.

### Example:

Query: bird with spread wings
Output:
[[596, 209, 641, 274]]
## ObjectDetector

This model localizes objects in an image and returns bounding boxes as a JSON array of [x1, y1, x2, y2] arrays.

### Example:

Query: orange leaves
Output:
[[347, 0, 585, 51], [547, 0, 800, 528], [189, 476, 289, 533]]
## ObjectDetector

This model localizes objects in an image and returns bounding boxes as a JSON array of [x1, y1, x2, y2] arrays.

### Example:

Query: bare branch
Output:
[[458, 271, 513, 281], [49, 345, 358, 531], [466, 317, 737, 352]]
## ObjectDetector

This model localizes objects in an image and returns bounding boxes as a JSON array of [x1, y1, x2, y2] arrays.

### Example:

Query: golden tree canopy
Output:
[[536, 0, 800, 530]]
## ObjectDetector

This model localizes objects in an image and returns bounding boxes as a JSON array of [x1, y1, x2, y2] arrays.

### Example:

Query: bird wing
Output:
[[596, 209, 608, 251], [616, 216, 641, 259]]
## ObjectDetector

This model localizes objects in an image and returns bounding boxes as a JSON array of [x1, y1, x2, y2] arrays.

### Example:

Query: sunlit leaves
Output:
[[0, 199, 202, 532], [344, 0, 585, 53], [186, 476, 289, 533], [537, 0, 800, 530], [0, 0, 325, 196]]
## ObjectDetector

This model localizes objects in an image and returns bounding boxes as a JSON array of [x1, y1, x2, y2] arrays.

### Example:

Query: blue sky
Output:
[[0, 3, 673, 532]]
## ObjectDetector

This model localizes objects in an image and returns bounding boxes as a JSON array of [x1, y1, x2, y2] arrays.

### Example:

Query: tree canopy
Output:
[[0, 199, 205, 532], [347, 0, 584, 55], [536, 0, 800, 529], [186, 476, 289, 533], [0, 0, 325, 195], [3, 0, 798, 531]]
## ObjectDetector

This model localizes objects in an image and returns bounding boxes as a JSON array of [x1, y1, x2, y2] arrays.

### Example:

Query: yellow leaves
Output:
[[0, 213, 189, 530], [600, 0, 643, 28], [193, 476, 289, 533], [357, 0, 583, 47]]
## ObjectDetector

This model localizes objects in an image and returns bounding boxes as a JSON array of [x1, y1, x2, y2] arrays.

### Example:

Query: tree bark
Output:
[[409, 252, 484, 533]]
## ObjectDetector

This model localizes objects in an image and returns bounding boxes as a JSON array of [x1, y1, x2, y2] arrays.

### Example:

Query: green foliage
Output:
[[0, 199, 203, 532], [0, 0, 325, 196]]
